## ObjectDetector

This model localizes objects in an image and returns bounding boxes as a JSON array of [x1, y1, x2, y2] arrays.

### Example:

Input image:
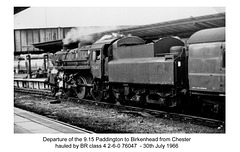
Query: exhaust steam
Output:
[[63, 26, 120, 45]]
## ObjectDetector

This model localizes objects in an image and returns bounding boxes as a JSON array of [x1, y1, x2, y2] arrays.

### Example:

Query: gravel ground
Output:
[[14, 92, 225, 133]]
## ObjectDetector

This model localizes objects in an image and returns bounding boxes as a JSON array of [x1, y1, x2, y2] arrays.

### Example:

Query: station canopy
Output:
[[103, 13, 225, 40], [33, 13, 225, 52], [32, 40, 63, 52]]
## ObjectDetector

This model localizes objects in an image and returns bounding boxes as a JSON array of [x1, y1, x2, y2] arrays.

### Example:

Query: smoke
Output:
[[62, 26, 120, 45], [97, 33, 124, 42]]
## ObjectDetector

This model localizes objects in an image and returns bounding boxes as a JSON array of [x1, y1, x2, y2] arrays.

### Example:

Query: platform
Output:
[[14, 107, 94, 134], [14, 77, 50, 90]]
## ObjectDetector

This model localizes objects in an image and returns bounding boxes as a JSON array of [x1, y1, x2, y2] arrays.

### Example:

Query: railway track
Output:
[[14, 86, 225, 129]]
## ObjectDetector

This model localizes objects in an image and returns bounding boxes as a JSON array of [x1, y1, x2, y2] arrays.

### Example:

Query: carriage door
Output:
[[90, 49, 102, 78]]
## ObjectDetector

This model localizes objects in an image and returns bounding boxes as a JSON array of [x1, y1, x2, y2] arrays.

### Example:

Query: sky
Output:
[[14, 7, 225, 29]]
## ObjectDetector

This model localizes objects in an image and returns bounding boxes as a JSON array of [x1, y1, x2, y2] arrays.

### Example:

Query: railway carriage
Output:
[[187, 27, 225, 116]]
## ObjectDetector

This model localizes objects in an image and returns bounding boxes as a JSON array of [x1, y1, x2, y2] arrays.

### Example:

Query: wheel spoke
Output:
[[74, 77, 87, 99], [91, 79, 103, 101]]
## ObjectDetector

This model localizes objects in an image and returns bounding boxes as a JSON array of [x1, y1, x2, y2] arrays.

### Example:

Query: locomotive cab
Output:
[[88, 35, 122, 101], [89, 36, 120, 79]]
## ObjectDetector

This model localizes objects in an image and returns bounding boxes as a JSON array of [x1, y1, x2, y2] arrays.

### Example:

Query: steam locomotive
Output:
[[48, 27, 225, 118]]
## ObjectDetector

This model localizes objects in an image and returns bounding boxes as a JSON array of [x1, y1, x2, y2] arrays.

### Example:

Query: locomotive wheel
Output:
[[138, 95, 147, 108], [90, 79, 103, 102], [111, 87, 125, 104], [172, 96, 183, 113], [74, 76, 87, 99]]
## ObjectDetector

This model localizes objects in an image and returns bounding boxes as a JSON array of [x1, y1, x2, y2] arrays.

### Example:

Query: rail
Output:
[[14, 86, 225, 129]]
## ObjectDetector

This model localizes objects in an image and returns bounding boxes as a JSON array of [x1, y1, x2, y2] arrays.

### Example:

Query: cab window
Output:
[[91, 50, 101, 61]]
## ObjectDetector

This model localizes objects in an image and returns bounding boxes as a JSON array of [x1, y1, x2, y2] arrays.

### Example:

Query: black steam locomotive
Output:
[[48, 27, 225, 118]]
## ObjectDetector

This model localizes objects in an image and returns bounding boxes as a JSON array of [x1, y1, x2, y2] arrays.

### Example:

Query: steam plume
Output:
[[63, 26, 119, 45]]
